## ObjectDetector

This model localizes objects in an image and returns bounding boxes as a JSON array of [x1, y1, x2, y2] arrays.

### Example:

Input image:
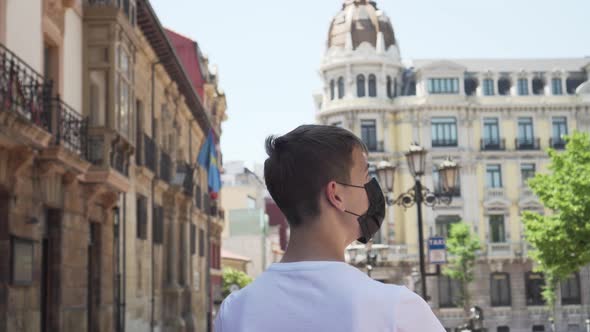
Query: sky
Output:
[[150, 0, 590, 167]]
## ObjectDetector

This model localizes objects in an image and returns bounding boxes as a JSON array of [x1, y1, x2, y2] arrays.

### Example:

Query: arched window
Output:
[[368, 74, 377, 97], [338, 77, 345, 99], [394, 78, 398, 97], [357, 74, 366, 97], [330, 79, 335, 100], [386, 76, 392, 98]]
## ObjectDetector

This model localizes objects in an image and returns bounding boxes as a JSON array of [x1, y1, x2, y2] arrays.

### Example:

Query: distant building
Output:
[[314, 1, 590, 331], [220, 162, 285, 278]]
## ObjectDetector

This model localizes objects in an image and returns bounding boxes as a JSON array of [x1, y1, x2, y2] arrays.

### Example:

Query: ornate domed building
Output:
[[315, 1, 590, 331]]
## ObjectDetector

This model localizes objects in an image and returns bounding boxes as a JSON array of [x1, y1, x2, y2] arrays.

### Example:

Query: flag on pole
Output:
[[197, 129, 222, 199]]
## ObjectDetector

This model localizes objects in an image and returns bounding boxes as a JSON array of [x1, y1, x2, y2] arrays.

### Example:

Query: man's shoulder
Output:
[[363, 280, 416, 303]]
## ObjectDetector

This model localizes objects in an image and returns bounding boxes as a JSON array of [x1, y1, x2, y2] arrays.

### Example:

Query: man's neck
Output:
[[280, 220, 348, 263]]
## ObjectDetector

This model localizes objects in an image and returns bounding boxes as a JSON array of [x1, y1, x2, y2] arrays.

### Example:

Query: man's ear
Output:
[[325, 181, 345, 212]]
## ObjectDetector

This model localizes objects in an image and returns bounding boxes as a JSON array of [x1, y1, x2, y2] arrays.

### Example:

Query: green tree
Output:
[[522, 131, 590, 313], [443, 222, 481, 315], [222, 267, 253, 298]]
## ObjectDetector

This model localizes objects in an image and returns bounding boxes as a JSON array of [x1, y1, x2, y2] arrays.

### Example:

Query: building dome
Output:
[[327, 0, 396, 51]]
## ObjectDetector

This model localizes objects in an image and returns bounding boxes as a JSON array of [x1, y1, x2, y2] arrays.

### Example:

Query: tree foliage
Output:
[[522, 131, 590, 311], [222, 267, 253, 299], [443, 222, 481, 314]]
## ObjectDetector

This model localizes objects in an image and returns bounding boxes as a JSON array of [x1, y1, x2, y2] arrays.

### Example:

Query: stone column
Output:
[[476, 73, 485, 96], [162, 198, 185, 332], [545, 72, 553, 96], [510, 73, 520, 96], [346, 64, 353, 99]]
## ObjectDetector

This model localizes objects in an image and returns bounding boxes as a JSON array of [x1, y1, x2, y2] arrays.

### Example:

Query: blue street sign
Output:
[[428, 236, 447, 264]]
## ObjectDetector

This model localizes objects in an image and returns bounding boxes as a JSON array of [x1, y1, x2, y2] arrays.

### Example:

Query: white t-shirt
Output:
[[214, 261, 445, 332]]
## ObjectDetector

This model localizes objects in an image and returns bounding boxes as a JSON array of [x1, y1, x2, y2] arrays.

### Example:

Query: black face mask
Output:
[[337, 178, 386, 244]]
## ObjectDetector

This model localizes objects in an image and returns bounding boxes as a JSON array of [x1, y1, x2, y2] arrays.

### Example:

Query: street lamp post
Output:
[[376, 143, 459, 301]]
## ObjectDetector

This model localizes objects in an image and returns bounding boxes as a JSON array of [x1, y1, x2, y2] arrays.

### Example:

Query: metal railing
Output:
[[481, 138, 506, 151], [210, 204, 218, 217], [182, 169, 194, 196], [367, 140, 385, 153], [549, 137, 566, 150], [432, 139, 458, 148], [515, 137, 541, 150], [0, 43, 52, 132], [159, 151, 172, 183], [86, 135, 105, 166], [111, 144, 128, 175], [173, 162, 194, 196], [49, 97, 87, 156], [143, 134, 157, 172]]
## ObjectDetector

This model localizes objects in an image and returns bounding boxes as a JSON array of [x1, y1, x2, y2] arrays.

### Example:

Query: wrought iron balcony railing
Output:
[[0, 43, 52, 132], [366, 140, 385, 153], [142, 133, 157, 172], [549, 137, 566, 150], [111, 143, 128, 176], [432, 139, 458, 148], [210, 204, 218, 217], [159, 151, 172, 183], [49, 97, 88, 156], [481, 138, 506, 151], [515, 138, 541, 150], [171, 162, 194, 196]]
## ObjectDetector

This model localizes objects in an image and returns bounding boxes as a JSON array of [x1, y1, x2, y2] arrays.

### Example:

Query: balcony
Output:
[[159, 151, 172, 183], [485, 187, 505, 200], [0, 43, 53, 145], [48, 97, 88, 156], [84, 0, 137, 26], [549, 137, 566, 150], [521, 185, 536, 198], [142, 134, 157, 173], [366, 141, 385, 153], [487, 242, 516, 260], [85, 128, 131, 180], [515, 138, 540, 151], [480, 138, 506, 151], [210, 204, 218, 218], [432, 139, 458, 148], [0, 44, 92, 176], [171, 162, 194, 196]]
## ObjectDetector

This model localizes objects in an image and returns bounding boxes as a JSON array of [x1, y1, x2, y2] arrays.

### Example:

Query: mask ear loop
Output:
[[335, 181, 365, 189], [344, 210, 361, 217], [336, 182, 368, 217]]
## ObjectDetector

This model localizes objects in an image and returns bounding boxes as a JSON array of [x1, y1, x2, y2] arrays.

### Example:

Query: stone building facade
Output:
[[314, 1, 590, 331], [0, 1, 226, 332]]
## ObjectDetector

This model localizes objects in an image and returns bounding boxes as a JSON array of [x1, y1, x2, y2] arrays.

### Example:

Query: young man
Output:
[[214, 125, 445, 331]]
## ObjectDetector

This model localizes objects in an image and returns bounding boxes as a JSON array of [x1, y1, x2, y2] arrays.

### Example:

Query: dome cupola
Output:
[[327, 0, 396, 51]]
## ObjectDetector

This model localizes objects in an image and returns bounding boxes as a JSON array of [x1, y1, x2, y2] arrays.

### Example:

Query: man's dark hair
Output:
[[264, 125, 367, 227]]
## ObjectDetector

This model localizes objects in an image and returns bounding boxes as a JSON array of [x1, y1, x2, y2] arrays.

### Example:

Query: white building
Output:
[[314, 1, 590, 332]]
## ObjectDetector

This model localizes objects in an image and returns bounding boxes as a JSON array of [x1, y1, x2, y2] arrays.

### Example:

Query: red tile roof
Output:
[[165, 28, 206, 99]]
